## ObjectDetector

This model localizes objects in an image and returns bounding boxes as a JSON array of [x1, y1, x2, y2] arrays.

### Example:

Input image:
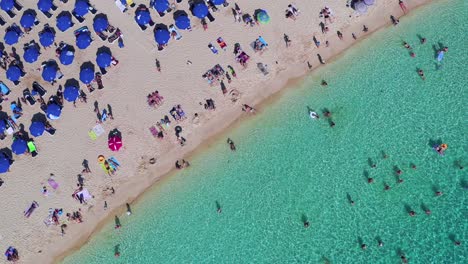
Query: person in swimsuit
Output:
[[227, 138, 236, 151]]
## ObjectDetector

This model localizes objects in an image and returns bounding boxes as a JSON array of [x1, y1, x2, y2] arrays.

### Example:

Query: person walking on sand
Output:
[[399, 0, 408, 14], [337, 31, 343, 40], [284, 34, 291, 47], [418, 69, 425, 80], [155, 59, 161, 72]]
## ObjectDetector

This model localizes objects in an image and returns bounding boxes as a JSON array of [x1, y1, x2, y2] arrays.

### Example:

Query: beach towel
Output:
[[76, 188, 92, 202], [149, 126, 158, 137], [91, 123, 105, 138], [208, 43, 218, 54], [168, 25, 182, 40], [258, 36, 268, 46], [0, 81, 11, 95], [48, 178, 59, 189]]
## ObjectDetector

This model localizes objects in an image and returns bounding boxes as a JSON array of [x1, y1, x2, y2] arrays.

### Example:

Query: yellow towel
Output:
[[88, 130, 97, 140]]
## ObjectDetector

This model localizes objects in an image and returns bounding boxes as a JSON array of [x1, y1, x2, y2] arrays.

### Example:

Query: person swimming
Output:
[[409, 211, 416, 217], [384, 184, 391, 191], [321, 80, 328, 86], [421, 37, 426, 44], [403, 42, 411, 49], [227, 138, 236, 151], [435, 143, 448, 155], [418, 69, 425, 80], [368, 177, 374, 184], [329, 121, 335, 127], [361, 244, 367, 250], [304, 221, 310, 228]]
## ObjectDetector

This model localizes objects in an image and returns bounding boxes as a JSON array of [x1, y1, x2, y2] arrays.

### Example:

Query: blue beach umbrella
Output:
[[74, 0, 89, 17], [46, 103, 62, 119], [0, 156, 10, 173], [76, 32, 92, 49], [80, 67, 94, 84], [42, 64, 57, 82], [11, 139, 27, 155], [57, 13, 73, 32], [93, 16, 108, 32], [38, 0, 53, 13], [96, 52, 111, 68], [135, 9, 151, 25], [4, 30, 19, 46], [23, 46, 40, 63], [39, 30, 55, 47], [175, 15, 190, 30], [63, 85, 79, 102], [6, 66, 21, 82], [211, 0, 225, 5], [192, 3, 208, 18], [29, 121, 45, 137], [153, 0, 169, 13], [154, 28, 170, 45], [0, 0, 14, 12], [59, 49, 74, 65], [20, 12, 36, 28]]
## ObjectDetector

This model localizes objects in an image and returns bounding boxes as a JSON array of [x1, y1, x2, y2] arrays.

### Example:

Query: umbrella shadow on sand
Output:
[[108, 128, 122, 139], [96, 46, 112, 56], [31, 112, 47, 124], [80, 61, 95, 71], [64, 78, 80, 88]]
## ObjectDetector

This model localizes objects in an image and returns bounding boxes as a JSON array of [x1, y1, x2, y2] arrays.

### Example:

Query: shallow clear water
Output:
[[64, 1, 467, 263]]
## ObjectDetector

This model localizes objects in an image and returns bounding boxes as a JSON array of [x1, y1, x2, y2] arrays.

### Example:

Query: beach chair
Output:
[[5, 10, 16, 18], [74, 26, 89, 35], [72, 11, 85, 23], [217, 37, 227, 50], [114, 0, 127, 13], [13, 1, 23, 11], [207, 11, 215, 22], [126, 0, 136, 8]]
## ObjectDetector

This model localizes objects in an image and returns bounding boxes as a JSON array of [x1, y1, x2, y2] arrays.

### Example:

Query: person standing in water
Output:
[[227, 138, 236, 151]]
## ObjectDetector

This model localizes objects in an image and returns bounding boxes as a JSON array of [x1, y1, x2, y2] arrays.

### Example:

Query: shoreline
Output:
[[27, 1, 433, 263]]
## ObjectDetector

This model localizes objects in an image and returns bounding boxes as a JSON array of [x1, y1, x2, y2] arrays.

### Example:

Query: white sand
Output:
[[0, 0, 431, 263]]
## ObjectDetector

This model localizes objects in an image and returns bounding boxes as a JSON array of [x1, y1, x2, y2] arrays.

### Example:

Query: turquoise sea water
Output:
[[64, 1, 467, 263]]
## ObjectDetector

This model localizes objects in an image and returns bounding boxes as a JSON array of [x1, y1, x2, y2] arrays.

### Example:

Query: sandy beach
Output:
[[0, 0, 432, 263]]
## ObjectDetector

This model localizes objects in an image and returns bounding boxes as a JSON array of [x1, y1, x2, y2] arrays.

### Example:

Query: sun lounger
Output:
[[108, 28, 122, 44], [6, 10, 15, 18], [23, 88, 36, 106], [74, 26, 89, 35], [207, 11, 215, 22], [41, 10, 53, 18], [32, 81, 47, 97], [115, 0, 127, 13], [96, 31, 108, 41], [107, 24, 116, 34], [168, 24, 182, 40], [88, 4, 97, 14], [126, 0, 136, 7], [109, 156, 120, 166], [14, 1, 23, 11]]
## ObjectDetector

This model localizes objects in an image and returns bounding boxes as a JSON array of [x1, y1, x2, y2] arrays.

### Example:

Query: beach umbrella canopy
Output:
[[79, 67, 94, 84], [76, 32, 92, 49], [135, 9, 151, 25], [175, 15, 190, 30], [0, 0, 14, 12], [0, 156, 10, 173], [57, 13, 73, 32], [256, 10, 270, 24], [74, 0, 89, 17], [23, 46, 40, 63], [192, 3, 208, 18], [4, 30, 19, 45], [29, 121, 45, 137], [354, 1, 368, 13], [108, 136, 122, 151], [63, 85, 79, 102], [11, 139, 27, 155], [38, 0, 53, 12], [364, 0, 375, 5], [6, 66, 21, 82], [93, 16, 108, 32], [153, 0, 169, 13], [211, 0, 225, 5], [42, 64, 57, 82], [96, 52, 112, 68], [154, 28, 170, 45], [20, 12, 36, 28], [46, 103, 62, 119], [59, 49, 74, 65], [39, 30, 55, 47]]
